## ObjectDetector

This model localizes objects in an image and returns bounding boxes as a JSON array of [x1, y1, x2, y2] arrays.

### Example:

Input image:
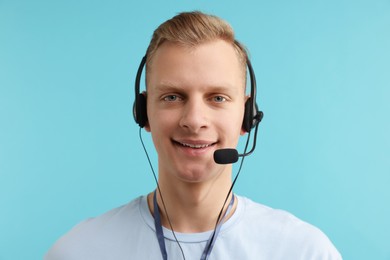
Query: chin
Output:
[[175, 164, 227, 184]]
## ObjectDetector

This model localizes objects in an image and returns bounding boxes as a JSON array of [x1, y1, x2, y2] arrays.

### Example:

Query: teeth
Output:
[[180, 142, 211, 149]]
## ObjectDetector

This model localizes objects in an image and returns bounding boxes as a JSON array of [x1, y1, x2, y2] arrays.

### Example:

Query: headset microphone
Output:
[[213, 111, 263, 164], [214, 149, 239, 164]]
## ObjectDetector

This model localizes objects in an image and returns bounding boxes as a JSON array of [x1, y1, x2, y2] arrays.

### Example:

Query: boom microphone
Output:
[[213, 148, 257, 164], [214, 149, 239, 164]]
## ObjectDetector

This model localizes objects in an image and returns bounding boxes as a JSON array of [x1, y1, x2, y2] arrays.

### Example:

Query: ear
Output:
[[144, 120, 151, 132]]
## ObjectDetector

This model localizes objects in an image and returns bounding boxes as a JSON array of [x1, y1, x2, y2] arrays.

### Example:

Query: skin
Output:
[[145, 39, 247, 233]]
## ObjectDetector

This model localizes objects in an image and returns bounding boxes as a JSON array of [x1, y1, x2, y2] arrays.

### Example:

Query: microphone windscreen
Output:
[[214, 149, 239, 164]]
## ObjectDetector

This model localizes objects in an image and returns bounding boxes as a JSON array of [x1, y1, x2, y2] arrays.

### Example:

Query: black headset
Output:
[[133, 55, 263, 132]]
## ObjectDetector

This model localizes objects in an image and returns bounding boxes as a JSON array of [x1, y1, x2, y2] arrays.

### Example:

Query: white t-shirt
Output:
[[45, 195, 341, 259]]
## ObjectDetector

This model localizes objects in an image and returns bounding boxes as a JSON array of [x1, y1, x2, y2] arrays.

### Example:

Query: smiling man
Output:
[[45, 11, 341, 260]]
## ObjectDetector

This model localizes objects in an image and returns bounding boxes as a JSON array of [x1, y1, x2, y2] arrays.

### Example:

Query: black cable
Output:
[[139, 122, 258, 260], [204, 125, 254, 259], [139, 128, 186, 260]]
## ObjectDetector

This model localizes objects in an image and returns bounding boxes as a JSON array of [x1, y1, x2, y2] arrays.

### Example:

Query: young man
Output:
[[45, 11, 341, 259]]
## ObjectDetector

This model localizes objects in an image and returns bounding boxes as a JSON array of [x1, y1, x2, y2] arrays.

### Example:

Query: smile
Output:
[[180, 143, 213, 149], [173, 140, 216, 149]]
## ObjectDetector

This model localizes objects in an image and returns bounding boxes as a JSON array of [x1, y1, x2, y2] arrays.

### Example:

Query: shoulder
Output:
[[44, 196, 146, 260], [235, 196, 342, 259]]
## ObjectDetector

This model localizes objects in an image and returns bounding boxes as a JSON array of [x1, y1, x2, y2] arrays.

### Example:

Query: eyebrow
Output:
[[153, 82, 243, 95], [153, 83, 181, 93]]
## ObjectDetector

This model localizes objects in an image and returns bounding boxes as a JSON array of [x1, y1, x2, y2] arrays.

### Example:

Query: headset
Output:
[[133, 54, 263, 135]]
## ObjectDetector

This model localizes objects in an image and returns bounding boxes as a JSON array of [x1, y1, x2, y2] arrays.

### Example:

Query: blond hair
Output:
[[145, 11, 248, 80]]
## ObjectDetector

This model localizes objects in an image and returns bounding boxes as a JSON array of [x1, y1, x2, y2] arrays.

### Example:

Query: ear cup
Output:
[[133, 93, 148, 128], [133, 56, 147, 128], [243, 98, 263, 132], [242, 98, 254, 132]]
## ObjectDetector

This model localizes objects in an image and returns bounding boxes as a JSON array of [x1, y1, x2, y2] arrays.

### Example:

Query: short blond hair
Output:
[[145, 11, 248, 81]]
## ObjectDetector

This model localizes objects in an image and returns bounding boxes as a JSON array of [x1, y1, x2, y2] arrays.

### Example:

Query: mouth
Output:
[[173, 140, 217, 149]]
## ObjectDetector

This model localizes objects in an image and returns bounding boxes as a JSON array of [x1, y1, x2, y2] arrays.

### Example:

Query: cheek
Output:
[[218, 111, 244, 136], [148, 109, 178, 133]]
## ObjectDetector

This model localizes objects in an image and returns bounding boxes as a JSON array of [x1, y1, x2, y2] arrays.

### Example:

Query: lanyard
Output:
[[153, 191, 235, 260]]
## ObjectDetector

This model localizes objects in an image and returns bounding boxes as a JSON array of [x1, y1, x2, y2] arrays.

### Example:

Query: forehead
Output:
[[146, 40, 246, 92]]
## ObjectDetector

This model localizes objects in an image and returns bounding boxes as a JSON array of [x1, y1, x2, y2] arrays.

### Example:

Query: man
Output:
[[45, 11, 341, 259]]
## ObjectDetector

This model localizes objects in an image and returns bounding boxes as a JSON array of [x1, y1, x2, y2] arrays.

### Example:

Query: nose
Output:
[[179, 97, 209, 133]]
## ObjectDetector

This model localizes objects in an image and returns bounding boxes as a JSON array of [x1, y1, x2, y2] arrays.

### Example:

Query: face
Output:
[[145, 40, 246, 185]]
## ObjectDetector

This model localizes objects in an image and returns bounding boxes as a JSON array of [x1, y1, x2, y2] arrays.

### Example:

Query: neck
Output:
[[147, 169, 236, 233]]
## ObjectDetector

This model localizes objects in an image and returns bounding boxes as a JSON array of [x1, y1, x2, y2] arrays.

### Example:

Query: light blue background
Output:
[[1, 0, 389, 259]]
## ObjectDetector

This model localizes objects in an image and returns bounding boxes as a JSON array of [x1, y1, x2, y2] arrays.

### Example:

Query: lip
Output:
[[172, 139, 217, 156]]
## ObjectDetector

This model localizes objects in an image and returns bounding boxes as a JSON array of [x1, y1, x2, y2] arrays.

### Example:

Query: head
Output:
[[135, 11, 259, 185]]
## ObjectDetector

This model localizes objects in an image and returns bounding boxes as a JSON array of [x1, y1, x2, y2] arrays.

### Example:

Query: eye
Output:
[[213, 95, 227, 103], [163, 95, 180, 102]]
